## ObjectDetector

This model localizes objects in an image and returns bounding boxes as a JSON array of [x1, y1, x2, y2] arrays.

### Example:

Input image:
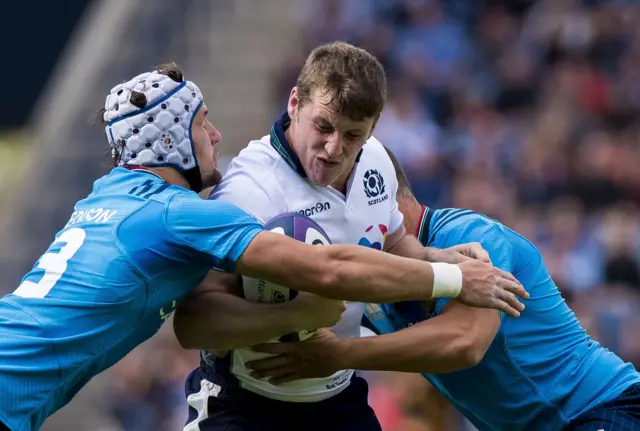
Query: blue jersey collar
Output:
[[269, 111, 365, 180]]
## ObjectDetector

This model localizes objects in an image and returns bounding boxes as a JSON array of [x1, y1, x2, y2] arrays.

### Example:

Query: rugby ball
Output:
[[242, 212, 332, 342]]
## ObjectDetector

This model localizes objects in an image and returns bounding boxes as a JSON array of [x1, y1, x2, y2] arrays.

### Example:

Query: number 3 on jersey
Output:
[[13, 228, 87, 299]]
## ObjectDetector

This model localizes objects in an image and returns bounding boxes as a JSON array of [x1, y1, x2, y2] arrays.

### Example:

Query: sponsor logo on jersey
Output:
[[297, 201, 331, 217], [363, 169, 388, 206], [358, 224, 388, 251], [325, 371, 351, 390]]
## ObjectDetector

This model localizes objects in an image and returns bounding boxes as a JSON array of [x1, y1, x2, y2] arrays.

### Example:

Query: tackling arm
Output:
[[166, 189, 524, 316], [246, 302, 500, 380], [339, 220, 515, 372], [174, 271, 304, 351], [174, 270, 345, 351], [340, 303, 500, 373], [246, 218, 521, 381], [237, 230, 525, 314], [236, 230, 438, 303], [384, 227, 432, 261]]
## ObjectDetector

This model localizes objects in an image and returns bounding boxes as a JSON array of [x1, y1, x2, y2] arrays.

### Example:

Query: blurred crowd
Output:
[[103, 0, 640, 430]]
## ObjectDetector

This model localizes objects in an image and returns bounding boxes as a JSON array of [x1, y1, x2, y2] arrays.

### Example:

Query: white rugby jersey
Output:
[[210, 112, 403, 402]]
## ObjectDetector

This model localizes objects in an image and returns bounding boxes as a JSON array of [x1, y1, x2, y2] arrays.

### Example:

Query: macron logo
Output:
[[298, 202, 330, 217]]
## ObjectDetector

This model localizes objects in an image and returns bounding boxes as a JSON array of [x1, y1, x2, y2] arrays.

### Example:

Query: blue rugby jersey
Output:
[[365, 207, 640, 431], [0, 168, 263, 431]]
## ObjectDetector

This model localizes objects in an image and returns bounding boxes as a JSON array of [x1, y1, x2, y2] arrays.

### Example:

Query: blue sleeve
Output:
[[164, 192, 264, 272], [431, 214, 515, 315], [362, 303, 404, 335]]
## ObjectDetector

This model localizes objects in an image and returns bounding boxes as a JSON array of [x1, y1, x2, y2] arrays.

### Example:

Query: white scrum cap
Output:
[[103, 69, 205, 191]]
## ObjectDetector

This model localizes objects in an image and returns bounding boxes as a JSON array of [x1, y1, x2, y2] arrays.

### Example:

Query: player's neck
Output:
[[398, 196, 423, 236], [331, 171, 350, 195], [147, 167, 191, 190]]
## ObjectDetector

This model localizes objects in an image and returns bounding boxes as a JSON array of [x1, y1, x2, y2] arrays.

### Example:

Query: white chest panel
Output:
[[211, 135, 402, 402]]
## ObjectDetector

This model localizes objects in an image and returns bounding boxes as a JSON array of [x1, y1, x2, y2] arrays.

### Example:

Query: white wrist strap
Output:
[[431, 262, 463, 298]]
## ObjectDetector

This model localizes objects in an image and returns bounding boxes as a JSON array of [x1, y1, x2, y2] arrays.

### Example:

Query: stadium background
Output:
[[2, 0, 640, 429]]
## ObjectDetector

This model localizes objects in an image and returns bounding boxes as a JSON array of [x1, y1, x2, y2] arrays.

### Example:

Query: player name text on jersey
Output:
[[66, 208, 118, 226]]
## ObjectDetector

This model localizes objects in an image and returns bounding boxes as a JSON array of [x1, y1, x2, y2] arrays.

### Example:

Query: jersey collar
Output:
[[269, 111, 365, 180], [270, 112, 307, 178], [125, 165, 165, 182], [416, 205, 434, 247]]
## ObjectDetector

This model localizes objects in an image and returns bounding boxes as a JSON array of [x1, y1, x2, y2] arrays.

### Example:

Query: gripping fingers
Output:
[[472, 246, 491, 263], [495, 268, 520, 284], [497, 276, 528, 300], [496, 298, 521, 318], [510, 282, 528, 300], [495, 287, 524, 313]]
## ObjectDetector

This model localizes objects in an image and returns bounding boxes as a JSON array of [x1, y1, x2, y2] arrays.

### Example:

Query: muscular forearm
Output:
[[174, 292, 303, 351], [387, 234, 466, 264], [238, 232, 440, 303], [423, 247, 446, 262], [336, 319, 478, 374], [309, 244, 437, 302], [387, 233, 432, 261]]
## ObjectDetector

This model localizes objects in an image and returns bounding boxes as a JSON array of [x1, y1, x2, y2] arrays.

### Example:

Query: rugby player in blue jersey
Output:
[[247, 146, 640, 430], [0, 64, 526, 431]]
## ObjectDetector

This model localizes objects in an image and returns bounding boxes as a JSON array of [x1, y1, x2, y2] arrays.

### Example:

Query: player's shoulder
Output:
[[165, 187, 237, 220], [215, 136, 291, 191], [69, 168, 183, 230], [156, 186, 261, 249], [364, 135, 386, 152], [96, 169, 204, 219], [89, 168, 183, 201], [357, 136, 397, 187], [429, 207, 540, 257], [225, 135, 284, 178], [361, 136, 394, 167], [429, 208, 502, 245], [210, 136, 291, 219], [108, 175, 198, 231]]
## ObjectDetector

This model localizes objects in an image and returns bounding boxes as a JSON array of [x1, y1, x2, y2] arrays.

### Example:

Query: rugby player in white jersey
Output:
[[174, 42, 525, 431]]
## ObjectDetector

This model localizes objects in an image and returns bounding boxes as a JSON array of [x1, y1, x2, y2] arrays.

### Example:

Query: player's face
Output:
[[288, 88, 374, 187], [191, 104, 223, 188]]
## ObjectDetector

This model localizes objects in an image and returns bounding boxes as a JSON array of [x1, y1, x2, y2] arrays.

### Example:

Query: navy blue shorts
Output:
[[184, 366, 381, 431], [565, 383, 640, 431]]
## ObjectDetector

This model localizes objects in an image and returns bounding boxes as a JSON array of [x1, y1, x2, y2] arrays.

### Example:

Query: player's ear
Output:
[[288, 87, 299, 122]]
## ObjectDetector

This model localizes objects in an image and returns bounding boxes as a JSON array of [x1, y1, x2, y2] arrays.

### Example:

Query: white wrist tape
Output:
[[431, 262, 463, 298]]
